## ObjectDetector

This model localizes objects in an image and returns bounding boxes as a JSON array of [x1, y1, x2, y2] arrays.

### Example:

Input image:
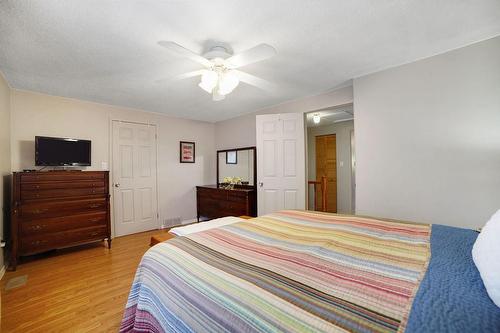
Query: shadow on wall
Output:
[[19, 140, 35, 170]]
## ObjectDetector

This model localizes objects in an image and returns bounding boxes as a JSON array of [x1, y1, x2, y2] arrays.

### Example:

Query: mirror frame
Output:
[[216, 146, 257, 188]]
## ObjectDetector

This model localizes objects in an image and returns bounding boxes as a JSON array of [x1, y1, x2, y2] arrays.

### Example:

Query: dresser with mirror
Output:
[[196, 147, 257, 221]]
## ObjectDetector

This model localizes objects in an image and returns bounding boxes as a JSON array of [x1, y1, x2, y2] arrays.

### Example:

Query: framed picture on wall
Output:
[[180, 141, 195, 163], [226, 151, 237, 164]]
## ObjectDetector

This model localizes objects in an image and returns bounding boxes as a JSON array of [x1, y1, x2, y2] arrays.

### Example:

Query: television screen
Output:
[[35, 136, 91, 166]]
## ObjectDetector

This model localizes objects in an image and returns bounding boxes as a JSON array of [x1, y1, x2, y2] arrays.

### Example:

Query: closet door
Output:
[[112, 121, 158, 236]]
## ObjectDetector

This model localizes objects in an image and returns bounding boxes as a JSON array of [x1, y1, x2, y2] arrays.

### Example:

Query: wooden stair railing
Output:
[[307, 176, 327, 212]]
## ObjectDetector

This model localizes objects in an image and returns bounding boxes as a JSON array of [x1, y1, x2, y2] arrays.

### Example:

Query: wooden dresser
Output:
[[196, 185, 256, 221], [10, 171, 111, 270]]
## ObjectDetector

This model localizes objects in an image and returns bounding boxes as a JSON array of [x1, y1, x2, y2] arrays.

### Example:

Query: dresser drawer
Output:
[[197, 198, 224, 219], [197, 197, 223, 210], [20, 212, 107, 236], [197, 187, 227, 200], [224, 201, 248, 216], [20, 225, 108, 255], [21, 180, 105, 191], [21, 172, 105, 183], [22, 187, 106, 200], [20, 198, 107, 219], [227, 192, 250, 202]]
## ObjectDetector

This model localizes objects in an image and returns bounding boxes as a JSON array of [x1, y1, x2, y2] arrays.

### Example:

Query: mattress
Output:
[[120, 211, 500, 332]]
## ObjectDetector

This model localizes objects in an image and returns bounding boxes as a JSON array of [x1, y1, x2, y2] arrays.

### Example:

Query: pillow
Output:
[[169, 216, 245, 237], [472, 209, 500, 308]]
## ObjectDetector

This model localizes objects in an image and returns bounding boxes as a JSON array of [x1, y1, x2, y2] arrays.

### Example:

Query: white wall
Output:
[[10, 90, 216, 228], [0, 71, 11, 273], [354, 36, 500, 229], [215, 86, 353, 149], [307, 120, 354, 214]]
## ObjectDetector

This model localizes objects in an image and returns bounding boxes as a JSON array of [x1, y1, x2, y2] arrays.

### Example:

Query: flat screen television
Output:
[[35, 136, 91, 166]]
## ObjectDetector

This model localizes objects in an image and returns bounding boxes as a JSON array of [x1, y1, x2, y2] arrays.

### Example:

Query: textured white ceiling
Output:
[[1, 1, 500, 122]]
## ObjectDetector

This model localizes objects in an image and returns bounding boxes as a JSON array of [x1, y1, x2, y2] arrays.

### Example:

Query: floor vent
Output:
[[163, 217, 181, 228], [5, 275, 28, 290]]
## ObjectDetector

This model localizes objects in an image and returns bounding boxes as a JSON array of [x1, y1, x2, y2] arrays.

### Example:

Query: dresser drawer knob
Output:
[[31, 240, 47, 246], [33, 208, 48, 214], [31, 225, 43, 231], [89, 204, 100, 208], [89, 218, 100, 222], [90, 232, 99, 236]]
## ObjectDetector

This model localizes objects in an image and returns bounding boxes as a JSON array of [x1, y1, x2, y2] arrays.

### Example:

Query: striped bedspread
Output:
[[120, 210, 431, 333]]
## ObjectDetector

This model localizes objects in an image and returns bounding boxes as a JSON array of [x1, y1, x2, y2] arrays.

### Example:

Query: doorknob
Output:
[[114, 183, 120, 188], [259, 182, 263, 187]]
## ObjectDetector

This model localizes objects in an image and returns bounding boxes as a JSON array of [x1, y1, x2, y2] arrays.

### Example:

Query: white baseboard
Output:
[[159, 219, 198, 229], [0, 265, 5, 281], [181, 218, 198, 225]]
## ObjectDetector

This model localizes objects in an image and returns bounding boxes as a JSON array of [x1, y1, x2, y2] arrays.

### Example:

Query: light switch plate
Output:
[[101, 162, 108, 170]]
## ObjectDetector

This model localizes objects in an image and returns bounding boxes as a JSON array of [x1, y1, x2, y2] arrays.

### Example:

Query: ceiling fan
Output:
[[158, 41, 277, 101]]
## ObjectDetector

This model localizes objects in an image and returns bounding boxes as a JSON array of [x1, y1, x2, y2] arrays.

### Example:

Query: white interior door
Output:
[[256, 113, 305, 215], [112, 121, 158, 236]]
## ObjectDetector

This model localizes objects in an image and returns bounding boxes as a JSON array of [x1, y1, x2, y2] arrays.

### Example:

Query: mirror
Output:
[[217, 147, 256, 188]]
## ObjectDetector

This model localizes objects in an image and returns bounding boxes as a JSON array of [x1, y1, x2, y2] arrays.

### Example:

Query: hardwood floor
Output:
[[1, 229, 169, 332]]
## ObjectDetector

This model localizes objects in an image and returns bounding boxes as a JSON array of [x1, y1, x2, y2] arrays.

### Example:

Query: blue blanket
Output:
[[407, 224, 500, 332]]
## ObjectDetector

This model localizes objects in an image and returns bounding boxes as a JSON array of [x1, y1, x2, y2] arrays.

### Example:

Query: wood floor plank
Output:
[[1, 229, 169, 332]]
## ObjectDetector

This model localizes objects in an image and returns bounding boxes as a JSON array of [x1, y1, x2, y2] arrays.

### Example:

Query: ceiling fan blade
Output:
[[174, 70, 206, 80], [234, 70, 276, 92], [158, 41, 213, 68], [225, 44, 276, 69], [155, 70, 206, 84]]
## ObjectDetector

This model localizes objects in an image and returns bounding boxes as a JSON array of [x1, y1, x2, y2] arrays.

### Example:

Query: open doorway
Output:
[[306, 104, 355, 214]]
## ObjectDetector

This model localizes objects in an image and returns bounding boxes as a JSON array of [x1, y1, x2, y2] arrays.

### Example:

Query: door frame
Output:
[[350, 129, 356, 213], [109, 119, 160, 238]]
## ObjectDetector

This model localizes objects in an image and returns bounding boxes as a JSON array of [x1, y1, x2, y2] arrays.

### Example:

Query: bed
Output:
[[120, 210, 500, 332]]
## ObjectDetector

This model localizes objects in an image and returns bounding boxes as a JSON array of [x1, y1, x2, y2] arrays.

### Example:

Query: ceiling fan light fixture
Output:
[[218, 71, 240, 95], [198, 81, 213, 93], [198, 70, 218, 93], [212, 91, 225, 101], [313, 113, 321, 124]]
